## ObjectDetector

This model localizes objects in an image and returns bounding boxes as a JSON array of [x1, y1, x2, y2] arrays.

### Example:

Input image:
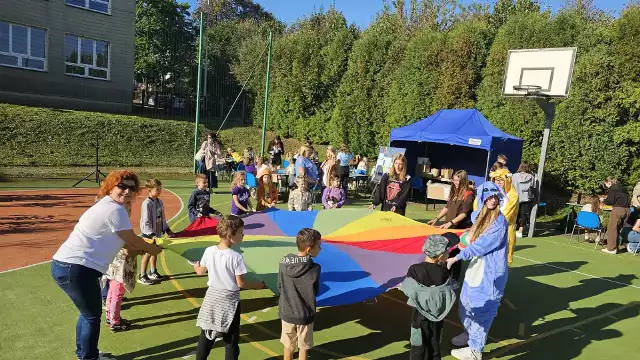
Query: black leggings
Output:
[[338, 166, 350, 192], [195, 304, 241, 360], [410, 318, 444, 360], [517, 201, 533, 229]]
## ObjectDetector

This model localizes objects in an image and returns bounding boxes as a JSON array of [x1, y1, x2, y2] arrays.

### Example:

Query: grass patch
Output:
[[0, 104, 327, 169]]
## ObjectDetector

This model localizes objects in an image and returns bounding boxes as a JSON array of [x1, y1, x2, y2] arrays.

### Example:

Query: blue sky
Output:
[[186, 0, 628, 28]]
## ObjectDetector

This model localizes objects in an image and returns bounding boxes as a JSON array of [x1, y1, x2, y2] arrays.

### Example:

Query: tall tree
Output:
[[135, 0, 196, 96], [331, 8, 408, 154]]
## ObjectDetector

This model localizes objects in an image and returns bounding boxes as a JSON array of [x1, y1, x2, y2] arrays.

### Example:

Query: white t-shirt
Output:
[[200, 246, 247, 291], [53, 196, 132, 274]]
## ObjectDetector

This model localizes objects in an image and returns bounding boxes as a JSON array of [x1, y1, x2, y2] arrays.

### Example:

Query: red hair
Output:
[[99, 170, 140, 198]]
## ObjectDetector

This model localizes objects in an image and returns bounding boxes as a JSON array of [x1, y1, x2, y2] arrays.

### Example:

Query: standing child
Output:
[[402, 235, 457, 360], [288, 176, 313, 211], [105, 199, 139, 332], [278, 228, 322, 360], [244, 157, 257, 177], [286, 155, 297, 188], [322, 174, 346, 209], [231, 171, 253, 215], [192, 215, 267, 360], [138, 179, 175, 285], [257, 168, 278, 211], [188, 174, 222, 223]]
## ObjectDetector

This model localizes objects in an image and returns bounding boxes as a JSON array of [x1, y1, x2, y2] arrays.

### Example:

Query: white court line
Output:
[[0, 188, 186, 275], [514, 255, 640, 290], [0, 260, 53, 275], [535, 237, 640, 263], [164, 188, 185, 224], [212, 201, 231, 207]]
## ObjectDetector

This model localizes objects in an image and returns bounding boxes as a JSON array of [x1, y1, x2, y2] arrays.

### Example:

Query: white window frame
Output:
[[64, 34, 110, 81], [0, 21, 47, 72], [65, 0, 111, 15]]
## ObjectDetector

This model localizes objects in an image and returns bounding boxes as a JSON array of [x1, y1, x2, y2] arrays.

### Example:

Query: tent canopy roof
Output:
[[389, 109, 522, 151]]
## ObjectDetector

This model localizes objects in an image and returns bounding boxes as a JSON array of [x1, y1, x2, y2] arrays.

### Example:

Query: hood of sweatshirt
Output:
[[513, 172, 533, 185], [280, 254, 314, 278]]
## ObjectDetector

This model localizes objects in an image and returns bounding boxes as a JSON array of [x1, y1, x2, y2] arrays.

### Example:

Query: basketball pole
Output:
[[528, 98, 556, 238]]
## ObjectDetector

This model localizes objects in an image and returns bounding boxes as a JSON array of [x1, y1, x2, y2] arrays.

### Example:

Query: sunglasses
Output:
[[116, 183, 138, 192]]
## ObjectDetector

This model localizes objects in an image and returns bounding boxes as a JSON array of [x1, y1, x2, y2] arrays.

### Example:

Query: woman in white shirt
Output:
[[51, 171, 162, 360]]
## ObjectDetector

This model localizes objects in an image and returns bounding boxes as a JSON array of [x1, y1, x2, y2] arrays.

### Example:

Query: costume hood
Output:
[[490, 169, 513, 193]]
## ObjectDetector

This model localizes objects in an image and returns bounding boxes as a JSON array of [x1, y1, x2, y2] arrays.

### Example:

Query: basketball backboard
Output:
[[502, 47, 577, 98]]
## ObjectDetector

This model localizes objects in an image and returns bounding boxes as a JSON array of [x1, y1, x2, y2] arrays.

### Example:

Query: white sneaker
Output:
[[451, 332, 469, 347], [98, 352, 116, 360], [451, 347, 482, 360], [601, 248, 617, 255], [516, 231, 523, 238]]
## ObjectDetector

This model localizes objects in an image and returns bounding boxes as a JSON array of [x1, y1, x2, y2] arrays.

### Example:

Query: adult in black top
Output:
[[369, 154, 411, 216], [602, 177, 630, 254], [268, 135, 285, 167]]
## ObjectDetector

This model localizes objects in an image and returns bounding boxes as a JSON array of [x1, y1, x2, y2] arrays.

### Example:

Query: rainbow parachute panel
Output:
[[165, 208, 461, 306]]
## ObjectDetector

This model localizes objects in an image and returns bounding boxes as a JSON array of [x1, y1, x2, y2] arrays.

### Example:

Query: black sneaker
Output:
[[148, 271, 164, 281], [137, 274, 154, 285], [110, 318, 132, 332]]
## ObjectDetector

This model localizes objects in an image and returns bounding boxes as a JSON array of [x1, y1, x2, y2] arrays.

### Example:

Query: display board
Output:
[[371, 146, 406, 184]]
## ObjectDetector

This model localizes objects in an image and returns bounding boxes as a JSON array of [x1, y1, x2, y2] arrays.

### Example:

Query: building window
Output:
[[64, 34, 109, 80], [0, 21, 47, 71], [66, 0, 110, 15]]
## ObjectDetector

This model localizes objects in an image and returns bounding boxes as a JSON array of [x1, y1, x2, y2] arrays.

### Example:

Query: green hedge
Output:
[[0, 104, 325, 167]]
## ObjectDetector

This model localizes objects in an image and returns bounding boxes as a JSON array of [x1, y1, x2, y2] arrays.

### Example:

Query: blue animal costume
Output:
[[452, 182, 509, 357]]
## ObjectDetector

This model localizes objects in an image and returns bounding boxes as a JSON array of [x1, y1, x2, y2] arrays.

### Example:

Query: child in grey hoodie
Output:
[[278, 228, 322, 360], [402, 235, 457, 360]]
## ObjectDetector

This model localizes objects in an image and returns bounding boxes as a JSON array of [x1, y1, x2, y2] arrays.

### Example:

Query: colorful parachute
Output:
[[165, 208, 463, 306]]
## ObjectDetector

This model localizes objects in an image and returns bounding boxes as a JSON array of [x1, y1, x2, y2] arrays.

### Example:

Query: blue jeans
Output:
[[628, 231, 640, 253], [51, 260, 103, 360]]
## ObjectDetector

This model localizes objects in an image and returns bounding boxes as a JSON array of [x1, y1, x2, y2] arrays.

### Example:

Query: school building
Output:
[[0, 0, 135, 113]]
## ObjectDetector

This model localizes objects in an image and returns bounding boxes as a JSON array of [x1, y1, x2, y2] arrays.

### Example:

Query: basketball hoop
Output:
[[513, 84, 544, 97]]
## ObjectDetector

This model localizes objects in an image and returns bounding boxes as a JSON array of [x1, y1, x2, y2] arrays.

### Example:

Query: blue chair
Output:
[[570, 211, 602, 249], [245, 172, 258, 199], [246, 172, 258, 188], [410, 176, 427, 209], [538, 201, 547, 216]]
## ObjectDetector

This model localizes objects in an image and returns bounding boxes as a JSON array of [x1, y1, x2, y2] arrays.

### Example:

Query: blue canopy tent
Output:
[[389, 109, 523, 185]]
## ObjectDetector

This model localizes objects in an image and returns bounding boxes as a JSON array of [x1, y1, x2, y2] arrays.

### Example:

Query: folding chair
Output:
[[310, 181, 322, 207], [569, 211, 603, 250], [410, 176, 427, 210]]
